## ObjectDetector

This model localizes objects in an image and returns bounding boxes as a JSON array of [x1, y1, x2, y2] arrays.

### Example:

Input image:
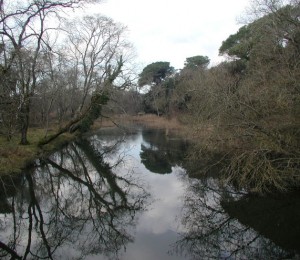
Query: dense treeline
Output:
[[138, 0, 300, 193]]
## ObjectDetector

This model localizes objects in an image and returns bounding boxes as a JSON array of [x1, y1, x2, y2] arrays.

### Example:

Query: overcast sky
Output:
[[85, 0, 251, 70]]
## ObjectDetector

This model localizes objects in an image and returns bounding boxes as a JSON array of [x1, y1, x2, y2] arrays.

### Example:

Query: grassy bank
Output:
[[93, 114, 185, 132], [0, 115, 183, 176], [2, 114, 297, 194], [0, 128, 75, 176]]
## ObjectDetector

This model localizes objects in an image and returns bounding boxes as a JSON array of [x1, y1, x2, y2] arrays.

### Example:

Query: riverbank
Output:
[[93, 114, 184, 131], [1, 114, 299, 194], [0, 115, 184, 176], [0, 128, 75, 175]]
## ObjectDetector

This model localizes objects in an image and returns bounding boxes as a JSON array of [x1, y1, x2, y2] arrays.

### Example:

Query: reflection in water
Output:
[[0, 137, 148, 259], [140, 129, 189, 174], [173, 176, 299, 259], [1, 128, 299, 259], [222, 191, 300, 253]]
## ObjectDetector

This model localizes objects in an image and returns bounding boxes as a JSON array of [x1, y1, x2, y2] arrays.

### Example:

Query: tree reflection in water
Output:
[[0, 137, 148, 260], [140, 129, 189, 174], [173, 177, 297, 260]]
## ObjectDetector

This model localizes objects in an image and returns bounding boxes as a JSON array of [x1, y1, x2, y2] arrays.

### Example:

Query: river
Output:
[[0, 127, 299, 259]]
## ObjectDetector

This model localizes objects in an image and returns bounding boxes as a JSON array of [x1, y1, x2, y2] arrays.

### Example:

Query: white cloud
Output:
[[85, 0, 250, 69]]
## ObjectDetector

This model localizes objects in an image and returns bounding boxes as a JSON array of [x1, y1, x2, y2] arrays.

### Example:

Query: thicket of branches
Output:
[[0, 0, 138, 145], [138, 0, 300, 193], [178, 0, 300, 193]]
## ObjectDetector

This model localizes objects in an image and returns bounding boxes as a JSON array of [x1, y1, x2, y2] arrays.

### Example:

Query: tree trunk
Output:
[[38, 109, 86, 146], [19, 98, 30, 145], [38, 92, 108, 146], [39, 57, 123, 147]]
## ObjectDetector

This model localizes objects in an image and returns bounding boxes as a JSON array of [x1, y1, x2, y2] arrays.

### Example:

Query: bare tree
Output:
[[38, 14, 136, 145], [0, 0, 102, 144], [64, 15, 130, 111]]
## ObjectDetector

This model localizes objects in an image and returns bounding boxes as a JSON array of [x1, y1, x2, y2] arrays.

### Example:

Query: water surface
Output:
[[0, 128, 299, 259]]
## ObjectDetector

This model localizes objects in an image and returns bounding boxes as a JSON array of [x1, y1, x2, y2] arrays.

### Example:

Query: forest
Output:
[[0, 0, 299, 194]]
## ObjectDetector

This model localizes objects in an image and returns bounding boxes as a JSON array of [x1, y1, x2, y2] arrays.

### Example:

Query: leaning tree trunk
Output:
[[38, 92, 109, 146], [39, 56, 124, 147]]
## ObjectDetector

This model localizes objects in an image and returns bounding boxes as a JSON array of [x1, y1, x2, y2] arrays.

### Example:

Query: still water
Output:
[[0, 128, 299, 259]]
